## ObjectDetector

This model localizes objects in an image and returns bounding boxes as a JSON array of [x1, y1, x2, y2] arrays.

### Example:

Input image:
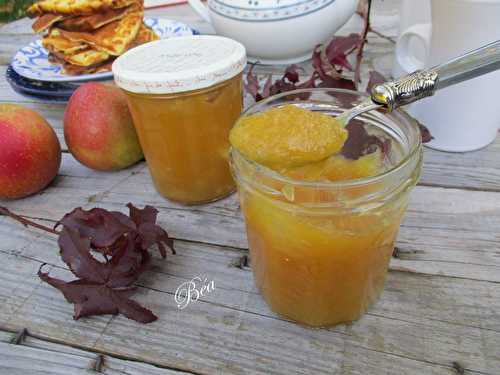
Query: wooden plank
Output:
[[0, 17, 32, 34], [0, 33, 36, 66], [0, 338, 192, 374], [0, 245, 497, 374], [421, 141, 500, 192], [2, 231, 500, 333], [1, 152, 500, 282], [1, 342, 102, 375]]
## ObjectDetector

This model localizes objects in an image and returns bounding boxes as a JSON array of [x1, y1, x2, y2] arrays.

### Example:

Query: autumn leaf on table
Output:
[[127, 203, 174, 257], [39, 269, 157, 323], [39, 203, 175, 323], [0, 203, 174, 324], [56, 204, 173, 258], [39, 225, 157, 322], [56, 207, 134, 253]]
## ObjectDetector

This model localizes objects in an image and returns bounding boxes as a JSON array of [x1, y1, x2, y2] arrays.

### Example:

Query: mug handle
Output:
[[187, 0, 211, 23], [396, 23, 432, 72]]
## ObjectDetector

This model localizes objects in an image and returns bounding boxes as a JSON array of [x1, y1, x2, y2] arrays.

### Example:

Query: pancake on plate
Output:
[[32, 14, 64, 33], [28, 0, 159, 75], [43, 28, 88, 55], [129, 22, 160, 49], [56, 6, 133, 31], [56, 10, 143, 56], [27, 0, 138, 17]]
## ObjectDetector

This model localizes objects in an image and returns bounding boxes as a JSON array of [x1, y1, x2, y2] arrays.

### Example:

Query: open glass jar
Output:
[[113, 36, 246, 204], [230, 89, 423, 327]]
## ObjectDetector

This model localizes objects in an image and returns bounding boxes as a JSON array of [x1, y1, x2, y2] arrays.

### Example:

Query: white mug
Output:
[[392, 0, 431, 78], [396, 0, 500, 152]]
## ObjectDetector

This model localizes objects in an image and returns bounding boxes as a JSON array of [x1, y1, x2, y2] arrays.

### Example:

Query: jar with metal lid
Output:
[[113, 35, 246, 204]]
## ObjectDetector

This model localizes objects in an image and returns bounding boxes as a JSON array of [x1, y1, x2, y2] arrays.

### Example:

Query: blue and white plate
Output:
[[11, 18, 198, 83], [6, 65, 79, 102]]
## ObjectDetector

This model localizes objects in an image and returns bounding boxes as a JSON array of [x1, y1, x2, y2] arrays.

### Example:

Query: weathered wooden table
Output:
[[1, 2, 499, 374]]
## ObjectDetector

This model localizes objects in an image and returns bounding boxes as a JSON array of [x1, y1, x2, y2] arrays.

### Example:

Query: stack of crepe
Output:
[[27, 0, 159, 75]]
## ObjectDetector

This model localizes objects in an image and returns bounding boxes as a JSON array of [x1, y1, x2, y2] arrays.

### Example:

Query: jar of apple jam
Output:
[[230, 89, 423, 327], [113, 36, 246, 204]]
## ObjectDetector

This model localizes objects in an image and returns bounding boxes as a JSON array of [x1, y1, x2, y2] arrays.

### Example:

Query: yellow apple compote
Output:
[[230, 97, 422, 327], [113, 36, 246, 204]]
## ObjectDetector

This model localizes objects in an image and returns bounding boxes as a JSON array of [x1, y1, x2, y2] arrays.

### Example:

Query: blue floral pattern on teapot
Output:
[[210, 0, 337, 22]]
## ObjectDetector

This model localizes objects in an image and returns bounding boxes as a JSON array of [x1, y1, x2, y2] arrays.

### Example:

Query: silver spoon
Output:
[[336, 39, 500, 126]]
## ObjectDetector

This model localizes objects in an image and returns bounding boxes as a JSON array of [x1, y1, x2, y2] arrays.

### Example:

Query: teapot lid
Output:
[[113, 35, 246, 94]]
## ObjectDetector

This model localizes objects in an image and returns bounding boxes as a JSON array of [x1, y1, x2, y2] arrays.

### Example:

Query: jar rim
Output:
[[231, 88, 422, 189]]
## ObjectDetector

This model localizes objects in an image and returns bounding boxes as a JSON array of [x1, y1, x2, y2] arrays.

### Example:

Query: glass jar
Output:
[[113, 36, 246, 204], [230, 89, 423, 327]]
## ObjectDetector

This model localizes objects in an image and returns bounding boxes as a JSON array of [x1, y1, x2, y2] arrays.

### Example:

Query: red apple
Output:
[[0, 104, 61, 199], [64, 82, 143, 171]]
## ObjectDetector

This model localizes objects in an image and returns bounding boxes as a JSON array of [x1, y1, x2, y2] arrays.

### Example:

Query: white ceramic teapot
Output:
[[187, 0, 358, 64]]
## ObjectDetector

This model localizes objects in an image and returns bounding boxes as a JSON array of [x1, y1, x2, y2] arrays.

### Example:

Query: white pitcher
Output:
[[187, 0, 357, 65]]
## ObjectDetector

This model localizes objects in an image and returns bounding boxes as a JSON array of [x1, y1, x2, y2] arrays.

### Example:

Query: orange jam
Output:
[[113, 35, 246, 204], [230, 101, 421, 327], [123, 75, 242, 203], [230, 105, 348, 169]]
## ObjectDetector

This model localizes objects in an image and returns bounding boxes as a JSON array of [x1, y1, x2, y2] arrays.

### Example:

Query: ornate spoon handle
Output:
[[371, 39, 500, 111]]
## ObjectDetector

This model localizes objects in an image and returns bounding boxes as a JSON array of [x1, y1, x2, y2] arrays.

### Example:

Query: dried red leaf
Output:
[[312, 44, 339, 81], [56, 207, 134, 251], [43, 225, 152, 320], [318, 76, 356, 91], [245, 35, 362, 102], [127, 203, 174, 257], [268, 78, 298, 97], [417, 120, 434, 143], [261, 75, 273, 99], [58, 227, 110, 284], [325, 34, 360, 70], [106, 235, 147, 288], [341, 119, 391, 160], [56, 204, 173, 259], [312, 34, 360, 82], [246, 65, 315, 102], [39, 269, 157, 323], [36, 203, 173, 323], [283, 65, 302, 83], [244, 63, 262, 101]]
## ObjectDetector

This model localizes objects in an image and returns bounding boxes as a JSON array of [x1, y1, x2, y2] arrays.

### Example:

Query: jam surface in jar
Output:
[[230, 102, 421, 327]]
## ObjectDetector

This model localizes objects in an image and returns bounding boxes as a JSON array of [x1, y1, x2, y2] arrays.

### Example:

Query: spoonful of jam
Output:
[[231, 39, 500, 170]]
